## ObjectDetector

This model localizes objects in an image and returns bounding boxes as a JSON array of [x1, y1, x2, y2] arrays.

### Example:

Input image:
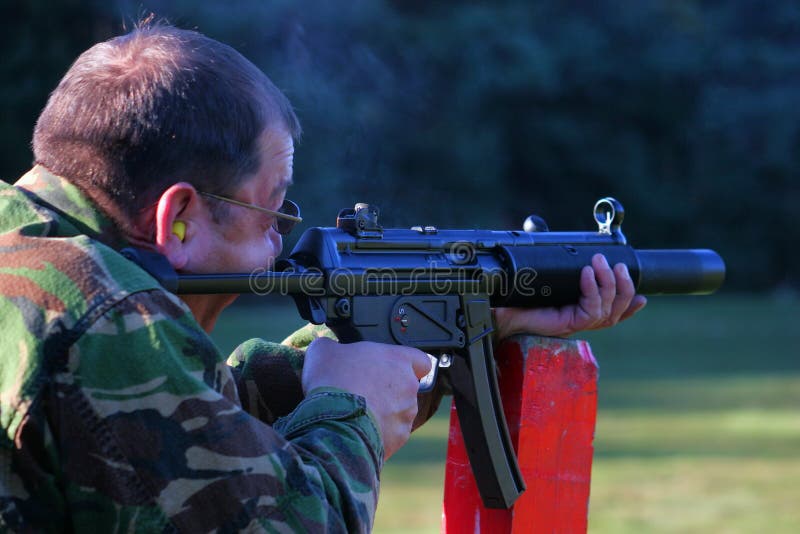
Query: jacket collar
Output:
[[15, 165, 129, 249]]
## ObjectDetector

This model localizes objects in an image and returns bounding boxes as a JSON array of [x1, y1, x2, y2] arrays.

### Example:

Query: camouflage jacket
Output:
[[0, 167, 382, 533]]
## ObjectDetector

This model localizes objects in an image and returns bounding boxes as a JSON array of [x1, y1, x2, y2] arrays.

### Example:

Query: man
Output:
[[0, 24, 645, 532]]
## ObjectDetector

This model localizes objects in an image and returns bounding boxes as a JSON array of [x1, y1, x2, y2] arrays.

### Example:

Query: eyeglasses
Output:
[[198, 191, 302, 235]]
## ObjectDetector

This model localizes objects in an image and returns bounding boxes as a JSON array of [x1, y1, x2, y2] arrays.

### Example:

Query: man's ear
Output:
[[153, 183, 204, 270]]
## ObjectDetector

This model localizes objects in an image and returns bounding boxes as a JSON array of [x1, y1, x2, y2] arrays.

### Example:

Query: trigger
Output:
[[308, 297, 326, 324]]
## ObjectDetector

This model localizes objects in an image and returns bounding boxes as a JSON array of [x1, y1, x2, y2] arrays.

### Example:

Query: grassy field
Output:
[[212, 294, 800, 533]]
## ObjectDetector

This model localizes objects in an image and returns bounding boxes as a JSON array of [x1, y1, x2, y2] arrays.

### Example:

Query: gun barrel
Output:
[[170, 248, 725, 303], [175, 271, 325, 295], [635, 249, 725, 295]]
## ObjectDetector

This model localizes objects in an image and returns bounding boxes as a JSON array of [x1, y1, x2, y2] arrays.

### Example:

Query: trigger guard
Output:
[[418, 354, 439, 393]]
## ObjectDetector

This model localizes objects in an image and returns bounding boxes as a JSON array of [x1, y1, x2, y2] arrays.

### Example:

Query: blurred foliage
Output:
[[2, 0, 798, 290]]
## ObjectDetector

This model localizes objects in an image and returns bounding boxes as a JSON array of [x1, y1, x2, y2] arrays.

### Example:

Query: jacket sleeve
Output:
[[226, 323, 336, 425], [231, 322, 446, 432], [62, 289, 383, 533]]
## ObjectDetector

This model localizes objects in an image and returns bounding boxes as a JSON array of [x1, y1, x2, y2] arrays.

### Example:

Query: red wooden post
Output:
[[441, 336, 598, 533]]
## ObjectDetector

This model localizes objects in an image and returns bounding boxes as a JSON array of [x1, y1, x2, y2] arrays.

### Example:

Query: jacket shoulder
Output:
[[0, 226, 179, 438]]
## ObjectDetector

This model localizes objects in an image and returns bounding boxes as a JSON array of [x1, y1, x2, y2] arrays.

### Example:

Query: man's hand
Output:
[[302, 337, 432, 459], [493, 253, 647, 340]]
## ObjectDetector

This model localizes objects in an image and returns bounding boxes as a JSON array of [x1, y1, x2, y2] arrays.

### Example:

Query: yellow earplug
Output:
[[172, 221, 186, 241]]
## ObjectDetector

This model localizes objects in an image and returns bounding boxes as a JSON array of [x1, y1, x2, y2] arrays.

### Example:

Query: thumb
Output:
[[307, 336, 336, 353]]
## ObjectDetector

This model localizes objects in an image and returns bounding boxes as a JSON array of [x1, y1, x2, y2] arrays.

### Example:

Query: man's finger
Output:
[[408, 349, 433, 379], [605, 263, 636, 325], [579, 264, 601, 317], [592, 254, 616, 319], [619, 295, 648, 322]]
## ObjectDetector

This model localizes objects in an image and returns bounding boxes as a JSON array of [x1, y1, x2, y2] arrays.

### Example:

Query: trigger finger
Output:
[[410, 350, 434, 379]]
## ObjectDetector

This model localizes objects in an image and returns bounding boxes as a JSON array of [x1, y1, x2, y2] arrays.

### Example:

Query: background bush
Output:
[[3, 0, 798, 291]]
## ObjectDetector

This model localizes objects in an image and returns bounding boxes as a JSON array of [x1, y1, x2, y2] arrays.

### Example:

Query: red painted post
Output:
[[441, 336, 599, 533]]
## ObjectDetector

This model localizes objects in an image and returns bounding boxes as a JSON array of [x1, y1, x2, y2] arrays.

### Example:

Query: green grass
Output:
[[212, 294, 800, 533]]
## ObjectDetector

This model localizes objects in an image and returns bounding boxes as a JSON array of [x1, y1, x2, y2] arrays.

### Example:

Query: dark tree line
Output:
[[2, 1, 798, 291]]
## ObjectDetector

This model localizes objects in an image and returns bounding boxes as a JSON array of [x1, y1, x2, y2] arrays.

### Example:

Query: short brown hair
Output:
[[33, 23, 301, 221]]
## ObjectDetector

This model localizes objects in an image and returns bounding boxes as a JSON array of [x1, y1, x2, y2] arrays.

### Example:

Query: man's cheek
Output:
[[265, 233, 282, 258]]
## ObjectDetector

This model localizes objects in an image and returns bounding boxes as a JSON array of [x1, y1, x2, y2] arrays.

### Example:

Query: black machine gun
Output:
[[124, 197, 725, 509]]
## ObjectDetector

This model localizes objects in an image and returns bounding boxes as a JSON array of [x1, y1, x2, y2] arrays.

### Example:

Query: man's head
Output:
[[32, 22, 301, 275], [33, 23, 301, 214]]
